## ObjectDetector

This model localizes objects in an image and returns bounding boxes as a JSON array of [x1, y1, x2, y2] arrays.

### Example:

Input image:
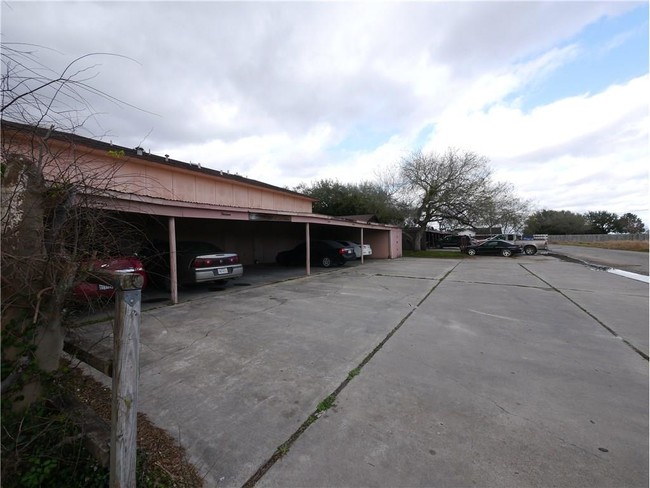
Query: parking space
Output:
[[68, 261, 368, 327], [139, 261, 367, 307], [70, 254, 649, 487]]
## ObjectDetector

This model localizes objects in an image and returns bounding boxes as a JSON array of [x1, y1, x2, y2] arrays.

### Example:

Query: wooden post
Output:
[[110, 273, 143, 488], [168, 217, 178, 305], [360, 228, 364, 264], [305, 223, 311, 276]]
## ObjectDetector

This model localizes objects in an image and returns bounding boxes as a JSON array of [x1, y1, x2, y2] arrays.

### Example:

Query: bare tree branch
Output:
[[396, 148, 529, 249]]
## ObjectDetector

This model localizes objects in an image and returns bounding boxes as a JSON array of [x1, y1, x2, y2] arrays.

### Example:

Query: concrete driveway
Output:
[[549, 244, 649, 276], [73, 253, 649, 487]]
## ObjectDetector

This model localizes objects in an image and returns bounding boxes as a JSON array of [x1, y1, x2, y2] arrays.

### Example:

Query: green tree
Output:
[[295, 179, 407, 225], [524, 210, 588, 235], [584, 210, 620, 234], [616, 213, 646, 234]]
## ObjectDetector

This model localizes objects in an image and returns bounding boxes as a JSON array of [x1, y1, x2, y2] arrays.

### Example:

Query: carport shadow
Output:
[[67, 262, 363, 327]]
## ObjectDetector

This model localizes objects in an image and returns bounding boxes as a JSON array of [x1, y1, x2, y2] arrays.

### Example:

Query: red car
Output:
[[73, 256, 147, 299]]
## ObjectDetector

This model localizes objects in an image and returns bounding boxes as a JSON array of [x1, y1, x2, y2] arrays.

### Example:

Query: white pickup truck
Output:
[[483, 234, 549, 255]]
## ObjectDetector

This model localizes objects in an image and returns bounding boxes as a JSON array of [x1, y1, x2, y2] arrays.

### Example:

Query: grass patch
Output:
[[403, 249, 466, 259], [275, 443, 290, 457], [347, 367, 361, 380], [316, 395, 336, 412], [551, 240, 648, 252]]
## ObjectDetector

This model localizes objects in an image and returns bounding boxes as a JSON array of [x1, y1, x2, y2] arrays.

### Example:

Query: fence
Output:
[[549, 233, 649, 243]]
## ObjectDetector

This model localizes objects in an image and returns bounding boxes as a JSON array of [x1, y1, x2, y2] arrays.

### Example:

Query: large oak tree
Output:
[[397, 149, 528, 250]]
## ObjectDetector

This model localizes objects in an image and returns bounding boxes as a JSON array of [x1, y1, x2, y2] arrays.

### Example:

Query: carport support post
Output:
[[110, 273, 143, 488], [360, 228, 364, 264], [305, 223, 311, 276], [168, 217, 178, 304]]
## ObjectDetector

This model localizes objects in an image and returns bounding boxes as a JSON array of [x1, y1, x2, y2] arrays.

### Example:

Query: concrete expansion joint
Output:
[[374, 272, 440, 281], [519, 264, 648, 362], [452, 279, 552, 290], [241, 263, 459, 488]]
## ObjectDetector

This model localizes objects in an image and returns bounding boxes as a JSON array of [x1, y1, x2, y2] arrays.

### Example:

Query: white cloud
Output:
[[2, 1, 648, 223], [433, 74, 646, 157], [426, 73, 648, 222]]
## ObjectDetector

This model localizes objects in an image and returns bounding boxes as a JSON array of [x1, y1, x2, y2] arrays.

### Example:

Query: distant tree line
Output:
[[524, 209, 646, 235], [293, 179, 408, 225], [295, 152, 646, 244]]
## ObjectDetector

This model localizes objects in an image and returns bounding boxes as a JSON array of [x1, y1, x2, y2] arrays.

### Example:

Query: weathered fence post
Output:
[[110, 273, 143, 488]]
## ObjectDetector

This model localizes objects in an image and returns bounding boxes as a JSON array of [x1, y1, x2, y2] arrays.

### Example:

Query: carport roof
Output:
[[94, 189, 400, 229]]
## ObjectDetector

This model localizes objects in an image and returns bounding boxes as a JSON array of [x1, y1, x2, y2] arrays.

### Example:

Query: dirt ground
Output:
[[67, 367, 203, 487]]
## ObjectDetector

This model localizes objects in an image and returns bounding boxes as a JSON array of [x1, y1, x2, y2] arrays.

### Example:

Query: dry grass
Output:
[[66, 367, 204, 487], [550, 240, 649, 252]]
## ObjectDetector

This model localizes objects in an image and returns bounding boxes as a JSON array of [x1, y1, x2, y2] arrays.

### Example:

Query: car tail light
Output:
[[338, 248, 347, 256], [192, 255, 240, 268], [131, 260, 144, 272], [192, 258, 215, 268]]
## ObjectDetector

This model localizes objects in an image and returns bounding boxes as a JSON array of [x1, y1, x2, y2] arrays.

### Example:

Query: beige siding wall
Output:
[[142, 167, 174, 200], [28, 137, 312, 213]]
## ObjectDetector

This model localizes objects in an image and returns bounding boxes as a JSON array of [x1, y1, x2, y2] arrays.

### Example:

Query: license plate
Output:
[[98, 284, 114, 291], [214, 268, 229, 276]]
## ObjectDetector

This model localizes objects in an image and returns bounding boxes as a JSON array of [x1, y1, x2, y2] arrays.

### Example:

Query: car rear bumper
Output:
[[194, 264, 244, 283], [73, 282, 116, 299]]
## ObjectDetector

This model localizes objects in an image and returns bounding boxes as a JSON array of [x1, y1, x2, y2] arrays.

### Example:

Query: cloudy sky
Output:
[[2, 1, 648, 224]]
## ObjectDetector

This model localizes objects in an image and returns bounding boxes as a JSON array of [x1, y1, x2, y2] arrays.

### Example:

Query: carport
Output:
[[2, 121, 402, 304], [98, 195, 400, 303]]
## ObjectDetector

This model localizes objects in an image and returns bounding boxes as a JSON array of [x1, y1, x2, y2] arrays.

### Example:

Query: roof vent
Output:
[[164, 154, 169, 162], [135, 146, 144, 156]]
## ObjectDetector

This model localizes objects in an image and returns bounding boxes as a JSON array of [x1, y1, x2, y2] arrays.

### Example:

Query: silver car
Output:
[[144, 241, 243, 288], [337, 240, 372, 259]]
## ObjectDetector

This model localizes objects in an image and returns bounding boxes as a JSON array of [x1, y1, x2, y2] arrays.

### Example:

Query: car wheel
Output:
[[466, 248, 477, 256], [501, 249, 513, 257], [321, 256, 332, 268], [524, 246, 537, 255]]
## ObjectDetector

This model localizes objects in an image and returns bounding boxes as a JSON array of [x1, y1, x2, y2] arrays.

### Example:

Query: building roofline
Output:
[[1, 119, 316, 202]]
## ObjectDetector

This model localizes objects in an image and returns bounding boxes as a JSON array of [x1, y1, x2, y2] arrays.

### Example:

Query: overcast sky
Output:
[[2, 1, 648, 225]]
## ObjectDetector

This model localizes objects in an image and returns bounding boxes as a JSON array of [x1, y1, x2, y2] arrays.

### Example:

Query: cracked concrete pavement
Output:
[[73, 252, 649, 487]]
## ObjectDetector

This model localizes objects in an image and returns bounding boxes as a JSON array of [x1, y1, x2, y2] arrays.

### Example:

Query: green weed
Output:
[[348, 367, 361, 379], [316, 395, 336, 412]]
